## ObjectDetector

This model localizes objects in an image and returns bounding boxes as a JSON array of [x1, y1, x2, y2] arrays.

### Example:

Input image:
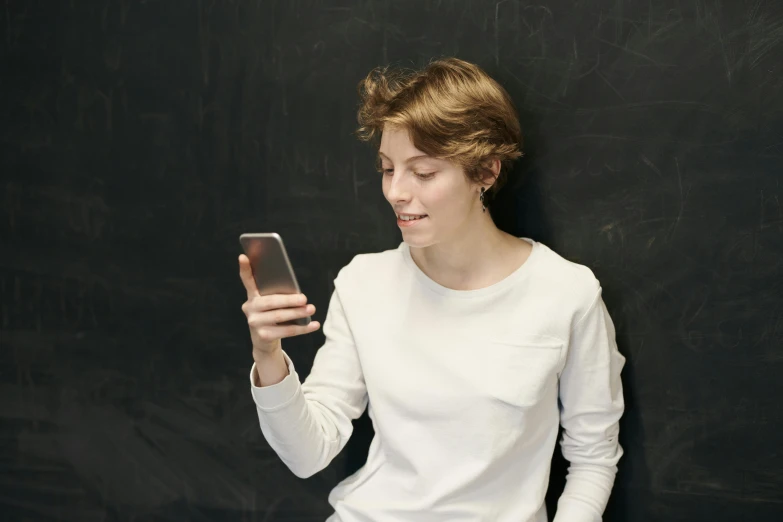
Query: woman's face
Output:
[[379, 126, 482, 248]]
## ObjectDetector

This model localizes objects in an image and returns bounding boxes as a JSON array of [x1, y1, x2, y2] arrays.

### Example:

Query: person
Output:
[[238, 57, 626, 522]]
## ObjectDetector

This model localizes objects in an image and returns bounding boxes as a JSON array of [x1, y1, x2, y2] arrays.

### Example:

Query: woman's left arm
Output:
[[553, 286, 626, 522]]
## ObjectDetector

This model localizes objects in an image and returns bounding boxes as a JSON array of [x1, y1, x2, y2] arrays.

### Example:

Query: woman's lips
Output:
[[396, 214, 428, 227]]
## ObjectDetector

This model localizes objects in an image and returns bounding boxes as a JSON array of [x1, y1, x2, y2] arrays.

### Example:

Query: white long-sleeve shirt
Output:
[[249, 237, 626, 522]]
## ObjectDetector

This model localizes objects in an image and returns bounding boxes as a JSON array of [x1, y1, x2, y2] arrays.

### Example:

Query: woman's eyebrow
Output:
[[378, 151, 433, 163]]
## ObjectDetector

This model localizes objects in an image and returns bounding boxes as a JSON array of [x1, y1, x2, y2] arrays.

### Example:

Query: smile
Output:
[[396, 213, 428, 227], [396, 214, 427, 221]]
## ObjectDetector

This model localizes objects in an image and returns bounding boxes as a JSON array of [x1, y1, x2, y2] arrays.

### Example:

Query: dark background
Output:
[[2, 0, 782, 520]]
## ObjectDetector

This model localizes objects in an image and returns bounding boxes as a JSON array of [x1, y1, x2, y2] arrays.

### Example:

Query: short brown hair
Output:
[[354, 57, 523, 203]]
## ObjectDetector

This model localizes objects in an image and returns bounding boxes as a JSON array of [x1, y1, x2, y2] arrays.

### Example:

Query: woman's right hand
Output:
[[239, 254, 321, 356]]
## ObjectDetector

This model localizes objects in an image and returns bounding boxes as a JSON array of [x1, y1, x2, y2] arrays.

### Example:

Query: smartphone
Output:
[[239, 232, 311, 326]]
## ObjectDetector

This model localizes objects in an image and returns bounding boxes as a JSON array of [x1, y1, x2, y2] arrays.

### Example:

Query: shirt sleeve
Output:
[[249, 287, 368, 478], [553, 286, 626, 522]]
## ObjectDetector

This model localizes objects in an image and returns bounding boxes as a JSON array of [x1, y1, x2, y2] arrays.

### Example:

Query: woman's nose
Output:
[[386, 171, 411, 202]]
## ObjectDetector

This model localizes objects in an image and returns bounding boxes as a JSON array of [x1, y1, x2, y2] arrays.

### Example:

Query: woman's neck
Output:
[[408, 215, 526, 291]]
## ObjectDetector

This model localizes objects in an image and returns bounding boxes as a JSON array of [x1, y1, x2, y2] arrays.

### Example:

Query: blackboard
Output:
[[1, 1, 781, 521]]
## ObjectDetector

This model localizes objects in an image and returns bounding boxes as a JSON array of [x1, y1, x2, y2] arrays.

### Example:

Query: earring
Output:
[[479, 187, 486, 212]]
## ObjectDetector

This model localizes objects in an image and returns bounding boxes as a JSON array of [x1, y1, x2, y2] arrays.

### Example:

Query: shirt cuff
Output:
[[249, 350, 300, 411], [553, 499, 602, 522]]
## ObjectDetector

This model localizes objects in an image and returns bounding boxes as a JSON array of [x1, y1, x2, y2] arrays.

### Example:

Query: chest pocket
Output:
[[473, 335, 564, 409]]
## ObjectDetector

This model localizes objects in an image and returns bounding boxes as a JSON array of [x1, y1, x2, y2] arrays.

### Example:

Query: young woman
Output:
[[239, 57, 625, 522]]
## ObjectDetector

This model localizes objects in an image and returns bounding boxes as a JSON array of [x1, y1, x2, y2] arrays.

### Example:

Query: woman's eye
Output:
[[378, 168, 434, 180]]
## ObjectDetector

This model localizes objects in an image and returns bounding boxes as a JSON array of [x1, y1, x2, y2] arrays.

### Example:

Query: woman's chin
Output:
[[403, 235, 435, 248]]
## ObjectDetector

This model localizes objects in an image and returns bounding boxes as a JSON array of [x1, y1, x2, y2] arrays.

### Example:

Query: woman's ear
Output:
[[479, 158, 501, 188]]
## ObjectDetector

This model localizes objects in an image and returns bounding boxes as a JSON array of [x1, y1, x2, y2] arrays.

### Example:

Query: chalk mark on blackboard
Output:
[[494, 0, 509, 67], [595, 70, 626, 102], [592, 36, 675, 68], [667, 158, 688, 242]]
